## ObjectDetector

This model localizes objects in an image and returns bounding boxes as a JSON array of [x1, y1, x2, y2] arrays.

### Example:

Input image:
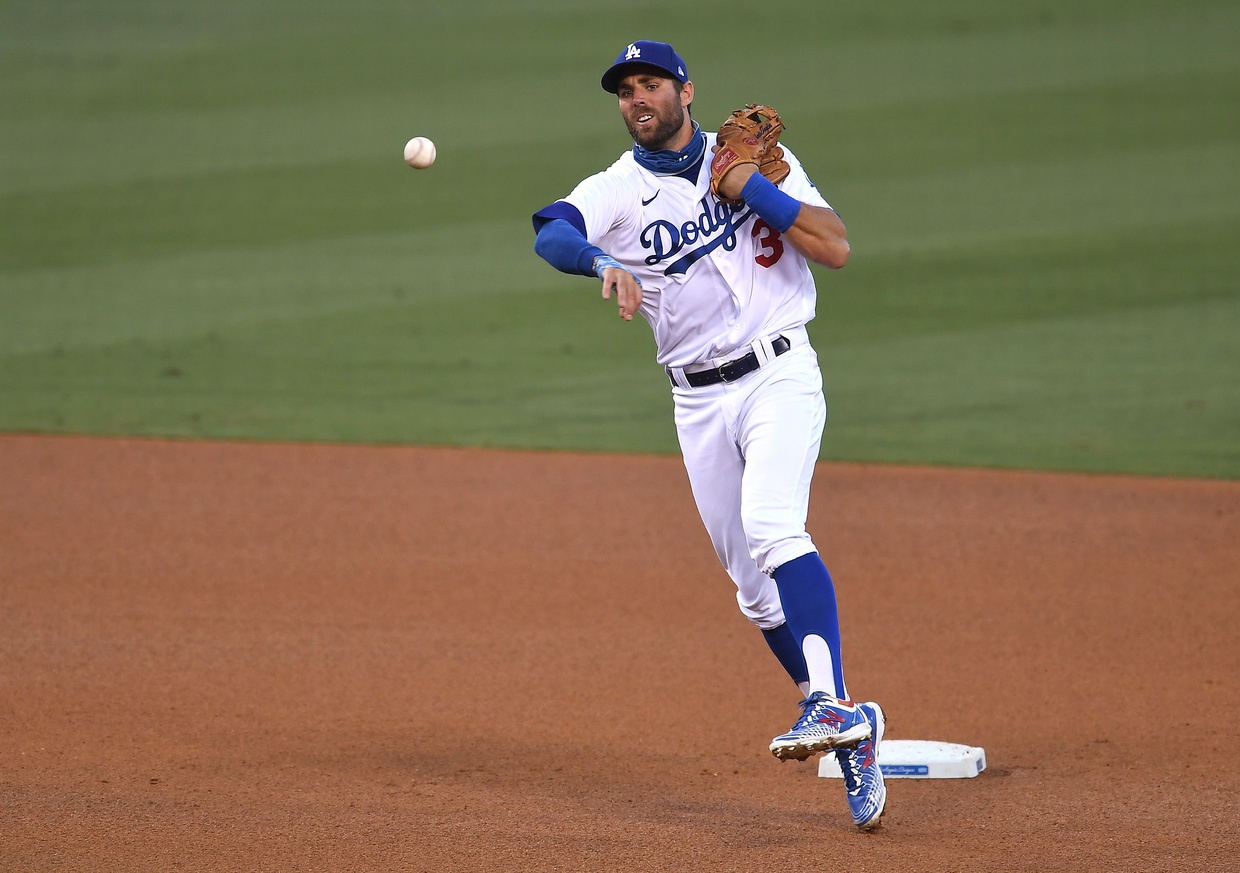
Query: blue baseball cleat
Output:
[[769, 691, 872, 762], [836, 701, 887, 830]]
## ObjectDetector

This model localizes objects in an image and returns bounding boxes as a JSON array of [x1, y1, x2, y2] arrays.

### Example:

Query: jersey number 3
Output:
[[751, 219, 785, 268]]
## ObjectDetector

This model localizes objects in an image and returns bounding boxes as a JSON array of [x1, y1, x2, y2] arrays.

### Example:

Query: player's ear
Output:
[[681, 81, 694, 109]]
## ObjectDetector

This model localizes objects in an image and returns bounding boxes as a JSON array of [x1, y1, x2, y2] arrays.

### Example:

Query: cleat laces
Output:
[[791, 694, 846, 733], [839, 742, 872, 794]]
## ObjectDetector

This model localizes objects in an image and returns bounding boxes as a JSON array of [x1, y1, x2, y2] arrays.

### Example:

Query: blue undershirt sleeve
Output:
[[532, 211, 605, 278], [532, 200, 586, 235]]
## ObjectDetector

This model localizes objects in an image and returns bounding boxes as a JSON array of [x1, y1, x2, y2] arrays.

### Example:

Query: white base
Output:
[[818, 740, 987, 779]]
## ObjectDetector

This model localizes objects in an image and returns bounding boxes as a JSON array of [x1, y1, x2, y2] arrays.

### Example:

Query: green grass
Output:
[[2, 0, 1238, 477]]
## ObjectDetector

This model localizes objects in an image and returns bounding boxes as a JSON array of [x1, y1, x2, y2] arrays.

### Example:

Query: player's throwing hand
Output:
[[593, 254, 643, 321]]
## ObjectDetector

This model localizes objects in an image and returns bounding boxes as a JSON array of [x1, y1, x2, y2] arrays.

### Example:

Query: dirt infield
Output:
[[2, 434, 1237, 871]]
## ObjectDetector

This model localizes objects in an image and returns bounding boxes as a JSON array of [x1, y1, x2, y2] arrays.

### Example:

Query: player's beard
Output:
[[627, 103, 687, 151]]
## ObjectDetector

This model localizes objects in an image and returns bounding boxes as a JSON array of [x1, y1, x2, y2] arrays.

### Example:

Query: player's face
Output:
[[617, 72, 693, 151]]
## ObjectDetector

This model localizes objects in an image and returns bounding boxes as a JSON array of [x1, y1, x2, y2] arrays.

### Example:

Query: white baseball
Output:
[[403, 136, 436, 169]]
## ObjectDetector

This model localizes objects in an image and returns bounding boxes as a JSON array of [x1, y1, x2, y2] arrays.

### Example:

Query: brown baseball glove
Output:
[[709, 104, 790, 205]]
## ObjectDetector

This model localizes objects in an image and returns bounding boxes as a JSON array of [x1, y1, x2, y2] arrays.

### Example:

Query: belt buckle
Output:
[[718, 355, 747, 383]]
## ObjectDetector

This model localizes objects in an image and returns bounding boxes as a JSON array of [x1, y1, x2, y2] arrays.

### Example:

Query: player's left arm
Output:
[[720, 164, 849, 269], [779, 198, 849, 269]]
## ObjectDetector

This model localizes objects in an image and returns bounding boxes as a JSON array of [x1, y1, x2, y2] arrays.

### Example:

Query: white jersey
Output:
[[559, 138, 831, 369]]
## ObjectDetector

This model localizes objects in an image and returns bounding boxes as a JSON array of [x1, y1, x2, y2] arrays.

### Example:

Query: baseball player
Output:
[[531, 40, 886, 830]]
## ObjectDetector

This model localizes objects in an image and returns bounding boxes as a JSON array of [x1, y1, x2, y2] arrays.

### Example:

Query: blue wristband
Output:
[[592, 254, 642, 287], [592, 254, 623, 277], [740, 173, 801, 233]]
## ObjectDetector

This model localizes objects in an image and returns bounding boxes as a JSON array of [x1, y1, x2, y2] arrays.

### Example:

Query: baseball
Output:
[[403, 136, 436, 169]]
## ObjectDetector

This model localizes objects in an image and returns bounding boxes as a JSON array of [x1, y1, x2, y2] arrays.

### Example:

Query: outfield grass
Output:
[[2, 0, 1237, 477]]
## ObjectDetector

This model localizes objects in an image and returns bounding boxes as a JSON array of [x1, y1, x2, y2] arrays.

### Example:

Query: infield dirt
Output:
[[2, 434, 1237, 871]]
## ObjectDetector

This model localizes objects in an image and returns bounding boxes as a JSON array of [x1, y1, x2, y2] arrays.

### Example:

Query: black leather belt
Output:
[[672, 335, 791, 387]]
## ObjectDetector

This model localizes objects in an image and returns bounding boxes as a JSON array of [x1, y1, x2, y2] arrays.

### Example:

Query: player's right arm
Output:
[[532, 203, 643, 321]]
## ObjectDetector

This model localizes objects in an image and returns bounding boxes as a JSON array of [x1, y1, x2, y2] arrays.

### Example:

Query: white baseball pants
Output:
[[672, 332, 826, 629]]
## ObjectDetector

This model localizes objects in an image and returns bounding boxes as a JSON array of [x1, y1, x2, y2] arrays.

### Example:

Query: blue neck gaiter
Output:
[[632, 124, 706, 178]]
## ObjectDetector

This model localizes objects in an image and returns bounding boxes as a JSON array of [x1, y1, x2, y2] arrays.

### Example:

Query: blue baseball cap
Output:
[[601, 40, 689, 93]]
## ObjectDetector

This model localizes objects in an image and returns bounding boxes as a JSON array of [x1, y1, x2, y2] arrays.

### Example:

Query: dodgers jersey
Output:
[[556, 135, 831, 369]]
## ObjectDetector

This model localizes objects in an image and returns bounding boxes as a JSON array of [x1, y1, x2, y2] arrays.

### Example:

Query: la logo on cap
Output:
[[625, 43, 641, 60]]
